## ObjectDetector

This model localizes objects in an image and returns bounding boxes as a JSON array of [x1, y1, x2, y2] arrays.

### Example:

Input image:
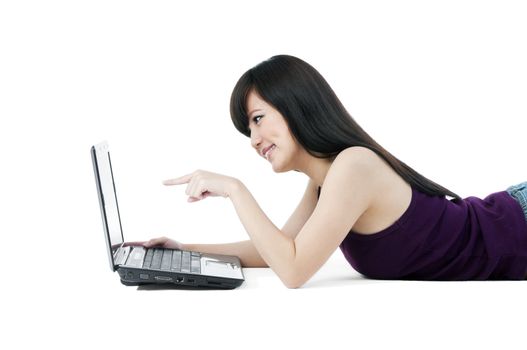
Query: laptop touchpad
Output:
[[201, 256, 242, 278]]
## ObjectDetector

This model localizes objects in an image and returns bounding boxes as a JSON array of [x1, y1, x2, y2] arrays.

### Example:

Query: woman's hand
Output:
[[123, 237, 184, 250], [163, 169, 241, 202], [143, 236, 184, 250]]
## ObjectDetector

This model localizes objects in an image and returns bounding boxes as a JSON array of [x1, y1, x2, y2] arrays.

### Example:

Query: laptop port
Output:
[[154, 276, 172, 282], [176, 276, 184, 283], [187, 278, 195, 283]]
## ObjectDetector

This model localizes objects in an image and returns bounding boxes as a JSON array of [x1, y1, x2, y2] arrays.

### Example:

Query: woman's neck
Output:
[[295, 152, 334, 187]]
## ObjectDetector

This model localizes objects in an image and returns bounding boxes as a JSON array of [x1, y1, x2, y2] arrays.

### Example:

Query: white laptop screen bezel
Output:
[[91, 141, 125, 271]]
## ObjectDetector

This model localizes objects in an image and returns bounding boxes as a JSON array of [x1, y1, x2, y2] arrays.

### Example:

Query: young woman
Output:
[[142, 55, 527, 288]]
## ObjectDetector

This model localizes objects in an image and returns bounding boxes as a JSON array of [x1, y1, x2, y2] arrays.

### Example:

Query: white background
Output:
[[1, 0, 526, 349]]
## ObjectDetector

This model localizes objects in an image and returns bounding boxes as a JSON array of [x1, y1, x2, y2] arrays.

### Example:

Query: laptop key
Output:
[[150, 249, 163, 269], [124, 246, 146, 268], [181, 251, 191, 273], [160, 249, 172, 270], [171, 250, 182, 272], [143, 248, 154, 268], [191, 256, 201, 274]]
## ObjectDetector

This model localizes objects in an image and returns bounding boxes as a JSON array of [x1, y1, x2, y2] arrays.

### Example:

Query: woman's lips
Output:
[[264, 144, 276, 160]]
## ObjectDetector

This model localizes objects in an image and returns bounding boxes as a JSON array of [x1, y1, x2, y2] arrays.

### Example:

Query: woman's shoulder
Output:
[[332, 146, 383, 171], [330, 145, 411, 202], [324, 146, 403, 192], [333, 147, 414, 235], [323, 146, 384, 196]]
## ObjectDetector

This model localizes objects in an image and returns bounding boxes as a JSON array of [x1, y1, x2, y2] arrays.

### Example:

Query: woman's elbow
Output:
[[281, 273, 308, 289], [285, 282, 303, 289]]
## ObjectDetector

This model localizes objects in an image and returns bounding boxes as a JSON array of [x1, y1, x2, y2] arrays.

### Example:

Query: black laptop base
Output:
[[117, 267, 243, 289]]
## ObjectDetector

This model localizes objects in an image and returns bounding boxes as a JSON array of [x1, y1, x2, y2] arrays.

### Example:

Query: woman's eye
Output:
[[253, 115, 263, 124]]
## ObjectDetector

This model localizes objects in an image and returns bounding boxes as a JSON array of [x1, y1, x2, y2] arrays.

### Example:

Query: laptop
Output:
[[91, 141, 245, 289]]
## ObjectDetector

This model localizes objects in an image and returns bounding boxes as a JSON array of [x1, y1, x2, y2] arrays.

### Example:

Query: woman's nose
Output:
[[251, 130, 262, 149]]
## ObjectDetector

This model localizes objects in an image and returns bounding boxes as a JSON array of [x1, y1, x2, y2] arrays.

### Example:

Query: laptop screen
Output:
[[91, 141, 124, 270]]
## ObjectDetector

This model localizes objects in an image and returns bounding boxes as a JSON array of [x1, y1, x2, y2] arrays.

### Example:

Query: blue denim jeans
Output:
[[506, 182, 527, 221]]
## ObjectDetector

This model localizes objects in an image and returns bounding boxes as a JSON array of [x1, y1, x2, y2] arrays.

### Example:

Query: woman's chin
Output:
[[270, 160, 289, 173]]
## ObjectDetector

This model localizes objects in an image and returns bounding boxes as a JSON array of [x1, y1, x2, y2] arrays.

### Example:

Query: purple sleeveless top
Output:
[[319, 186, 527, 280]]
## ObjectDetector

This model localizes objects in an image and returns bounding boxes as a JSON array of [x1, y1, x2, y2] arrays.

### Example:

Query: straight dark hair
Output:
[[230, 55, 460, 200]]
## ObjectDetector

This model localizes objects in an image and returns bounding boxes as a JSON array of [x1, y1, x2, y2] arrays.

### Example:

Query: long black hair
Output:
[[230, 54, 460, 200]]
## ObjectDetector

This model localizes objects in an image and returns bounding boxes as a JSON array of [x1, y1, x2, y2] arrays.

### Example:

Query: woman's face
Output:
[[246, 90, 302, 172]]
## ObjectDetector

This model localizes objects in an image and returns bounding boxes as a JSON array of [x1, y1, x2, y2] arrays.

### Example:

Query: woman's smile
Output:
[[264, 144, 276, 161]]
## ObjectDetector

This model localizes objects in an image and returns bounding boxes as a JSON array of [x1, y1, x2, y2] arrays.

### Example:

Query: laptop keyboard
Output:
[[143, 248, 201, 274]]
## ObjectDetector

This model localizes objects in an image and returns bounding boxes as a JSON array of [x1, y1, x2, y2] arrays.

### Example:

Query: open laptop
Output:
[[91, 141, 244, 289]]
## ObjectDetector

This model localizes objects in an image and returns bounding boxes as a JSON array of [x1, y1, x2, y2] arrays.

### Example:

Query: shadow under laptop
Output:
[[134, 282, 234, 291]]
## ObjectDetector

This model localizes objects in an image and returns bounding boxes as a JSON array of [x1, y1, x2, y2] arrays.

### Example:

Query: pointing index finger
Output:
[[163, 174, 192, 186]]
